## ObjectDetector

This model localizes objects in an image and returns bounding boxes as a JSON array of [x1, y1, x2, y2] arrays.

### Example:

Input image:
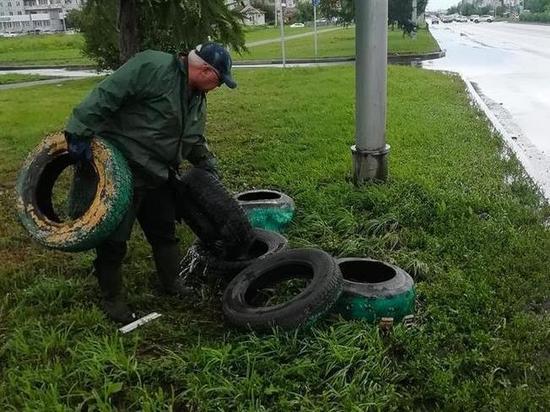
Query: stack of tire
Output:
[[16, 134, 416, 332]]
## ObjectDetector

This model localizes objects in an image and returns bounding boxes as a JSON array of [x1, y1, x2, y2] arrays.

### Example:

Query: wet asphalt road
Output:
[[424, 22, 550, 199]]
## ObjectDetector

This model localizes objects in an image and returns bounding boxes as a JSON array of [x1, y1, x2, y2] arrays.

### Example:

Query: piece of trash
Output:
[[379, 317, 394, 333], [119, 312, 162, 334]]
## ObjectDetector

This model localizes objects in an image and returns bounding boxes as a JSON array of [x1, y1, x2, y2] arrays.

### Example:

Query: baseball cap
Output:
[[195, 42, 237, 89]]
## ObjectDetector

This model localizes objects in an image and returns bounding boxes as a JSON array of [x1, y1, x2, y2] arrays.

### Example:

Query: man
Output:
[[64, 43, 237, 324]]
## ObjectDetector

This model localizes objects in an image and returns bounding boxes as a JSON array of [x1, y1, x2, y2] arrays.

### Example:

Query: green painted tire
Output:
[[334, 258, 415, 322], [16, 133, 133, 252], [235, 190, 295, 233]]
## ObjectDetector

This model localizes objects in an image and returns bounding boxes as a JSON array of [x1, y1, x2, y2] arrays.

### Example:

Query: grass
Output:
[[0, 33, 91, 66], [0, 66, 549, 410], [0, 73, 59, 85], [236, 27, 440, 60], [244, 25, 325, 43], [0, 27, 439, 67]]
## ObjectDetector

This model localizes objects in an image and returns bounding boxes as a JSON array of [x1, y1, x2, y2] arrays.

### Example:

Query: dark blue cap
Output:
[[195, 42, 237, 89]]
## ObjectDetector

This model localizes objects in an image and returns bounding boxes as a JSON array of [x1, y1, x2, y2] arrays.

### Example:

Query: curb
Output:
[[235, 50, 446, 66], [0, 64, 95, 71], [0, 51, 445, 71], [463, 77, 550, 201]]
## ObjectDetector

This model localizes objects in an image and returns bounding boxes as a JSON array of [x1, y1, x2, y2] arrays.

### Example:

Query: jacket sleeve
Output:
[[65, 52, 153, 140], [187, 137, 215, 165]]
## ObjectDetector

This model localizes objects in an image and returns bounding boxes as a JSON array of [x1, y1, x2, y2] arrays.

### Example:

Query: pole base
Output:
[[351, 144, 390, 185]]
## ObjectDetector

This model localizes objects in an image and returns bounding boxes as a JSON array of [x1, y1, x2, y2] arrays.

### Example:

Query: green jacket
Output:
[[66, 50, 213, 185]]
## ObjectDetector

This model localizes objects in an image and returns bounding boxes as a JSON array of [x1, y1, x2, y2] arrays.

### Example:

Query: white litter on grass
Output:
[[119, 312, 162, 334]]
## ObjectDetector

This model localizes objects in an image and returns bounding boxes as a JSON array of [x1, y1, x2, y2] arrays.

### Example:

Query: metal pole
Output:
[[313, 4, 318, 59], [351, 0, 389, 184], [280, 3, 286, 67], [412, 0, 417, 23]]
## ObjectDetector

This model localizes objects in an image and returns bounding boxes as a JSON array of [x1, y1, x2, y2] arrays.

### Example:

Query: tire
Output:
[[235, 189, 295, 233], [175, 168, 254, 258], [333, 258, 415, 322], [189, 228, 289, 281], [223, 248, 343, 331], [16, 133, 133, 252]]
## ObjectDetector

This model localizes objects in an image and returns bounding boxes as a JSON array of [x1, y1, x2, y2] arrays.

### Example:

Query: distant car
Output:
[[431, 18, 440, 25], [441, 15, 454, 23], [470, 14, 479, 22], [290, 23, 305, 28], [474, 15, 493, 23], [455, 15, 468, 22]]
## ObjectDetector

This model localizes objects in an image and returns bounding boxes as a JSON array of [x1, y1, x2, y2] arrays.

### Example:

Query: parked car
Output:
[[470, 14, 479, 22], [455, 15, 469, 22], [431, 18, 440, 25], [290, 22, 305, 28], [441, 15, 454, 23], [473, 15, 493, 23]]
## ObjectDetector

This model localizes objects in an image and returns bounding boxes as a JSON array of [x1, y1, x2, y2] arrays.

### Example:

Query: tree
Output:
[[319, 0, 354, 25], [296, 0, 314, 23], [80, 0, 246, 70], [389, 0, 428, 24], [64, 9, 82, 30]]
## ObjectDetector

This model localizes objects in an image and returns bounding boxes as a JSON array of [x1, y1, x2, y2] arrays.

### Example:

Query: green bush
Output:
[[519, 11, 550, 22]]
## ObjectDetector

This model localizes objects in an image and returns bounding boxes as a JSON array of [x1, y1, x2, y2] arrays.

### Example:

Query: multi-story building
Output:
[[0, 0, 85, 35]]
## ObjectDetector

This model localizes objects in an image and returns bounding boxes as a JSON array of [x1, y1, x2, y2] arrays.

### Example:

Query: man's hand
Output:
[[195, 156, 221, 180], [64, 131, 93, 162]]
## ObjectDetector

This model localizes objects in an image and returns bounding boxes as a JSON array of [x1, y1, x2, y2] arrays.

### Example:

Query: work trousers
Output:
[[93, 182, 180, 299]]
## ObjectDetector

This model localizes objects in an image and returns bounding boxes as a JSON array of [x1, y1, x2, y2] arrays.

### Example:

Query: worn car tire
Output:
[[235, 189, 295, 233], [16, 133, 133, 252], [223, 248, 343, 331], [189, 228, 289, 281], [333, 258, 415, 322], [175, 168, 254, 258]]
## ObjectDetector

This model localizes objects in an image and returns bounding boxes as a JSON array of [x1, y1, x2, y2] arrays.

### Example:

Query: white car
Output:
[[290, 23, 305, 28], [474, 15, 493, 23], [455, 15, 469, 22]]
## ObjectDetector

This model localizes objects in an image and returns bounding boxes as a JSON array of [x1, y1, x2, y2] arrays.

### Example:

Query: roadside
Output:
[[425, 22, 550, 201], [0, 66, 548, 410]]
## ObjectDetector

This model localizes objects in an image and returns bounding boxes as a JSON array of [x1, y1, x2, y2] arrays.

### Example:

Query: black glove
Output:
[[64, 131, 92, 162], [195, 156, 221, 180]]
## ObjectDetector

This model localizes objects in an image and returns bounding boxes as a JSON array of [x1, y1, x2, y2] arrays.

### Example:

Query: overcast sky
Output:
[[426, 0, 459, 11]]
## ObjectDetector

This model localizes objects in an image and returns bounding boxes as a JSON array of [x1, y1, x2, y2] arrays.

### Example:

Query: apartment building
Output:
[[0, 0, 85, 35]]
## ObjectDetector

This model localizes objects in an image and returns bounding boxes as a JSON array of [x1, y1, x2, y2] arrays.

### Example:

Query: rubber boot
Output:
[[151, 242, 193, 297], [94, 242, 136, 324]]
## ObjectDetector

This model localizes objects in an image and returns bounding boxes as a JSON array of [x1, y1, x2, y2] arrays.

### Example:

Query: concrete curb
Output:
[[235, 50, 446, 66], [0, 50, 446, 70], [0, 64, 95, 71], [463, 77, 550, 202], [0, 76, 89, 90]]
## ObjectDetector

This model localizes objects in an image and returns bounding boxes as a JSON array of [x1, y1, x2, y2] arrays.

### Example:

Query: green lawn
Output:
[[0, 66, 549, 410], [236, 27, 439, 60], [0, 73, 59, 85], [244, 25, 325, 43], [0, 33, 91, 66], [0, 28, 439, 67]]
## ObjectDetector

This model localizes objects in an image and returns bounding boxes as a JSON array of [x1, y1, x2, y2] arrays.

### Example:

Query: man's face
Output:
[[188, 53, 222, 92]]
